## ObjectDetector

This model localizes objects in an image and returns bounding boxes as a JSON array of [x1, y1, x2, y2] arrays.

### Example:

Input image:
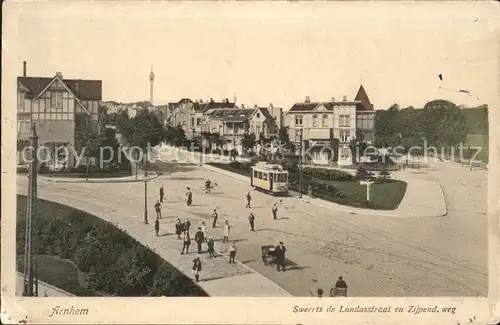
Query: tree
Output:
[[74, 119, 100, 180], [278, 127, 291, 145], [241, 133, 257, 157], [422, 100, 468, 147]]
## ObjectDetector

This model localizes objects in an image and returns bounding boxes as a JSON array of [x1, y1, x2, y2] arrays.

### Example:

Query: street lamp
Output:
[[144, 152, 148, 224]]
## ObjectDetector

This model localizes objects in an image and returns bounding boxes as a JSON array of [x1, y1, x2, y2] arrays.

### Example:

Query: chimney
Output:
[[305, 96, 311, 103], [210, 98, 214, 103], [331, 97, 336, 102], [23, 61, 27, 77], [75, 82, 79, 94], [269, 103, 273, 108], [254, 104, 258, 109], [56, 71, 63, 79], [343, 95, 347, 101]]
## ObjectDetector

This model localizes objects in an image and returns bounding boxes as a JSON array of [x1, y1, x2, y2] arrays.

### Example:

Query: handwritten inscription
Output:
[[49, 306, 89, 317]]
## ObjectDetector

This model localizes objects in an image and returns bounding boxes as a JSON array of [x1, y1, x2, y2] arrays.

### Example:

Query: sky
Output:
[[3, 1, 500, 110]]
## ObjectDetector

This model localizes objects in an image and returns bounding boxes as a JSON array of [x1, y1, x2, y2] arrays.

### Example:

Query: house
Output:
[[17, 62, 102, 167], [168, 98, 236, 138], [285, 85, 375, 165], [201, 105, 282, 152]]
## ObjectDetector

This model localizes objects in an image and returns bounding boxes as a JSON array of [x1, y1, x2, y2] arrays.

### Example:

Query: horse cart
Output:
[[261, 245, 276, 265]]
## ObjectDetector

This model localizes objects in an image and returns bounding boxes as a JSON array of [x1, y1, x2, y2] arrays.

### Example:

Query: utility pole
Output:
[[144, 151, 148, 224], [298, 127, 303, 199], [23, 124, 39, 297]]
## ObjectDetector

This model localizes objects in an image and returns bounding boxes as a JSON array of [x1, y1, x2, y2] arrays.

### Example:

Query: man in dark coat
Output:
[[154, 219, 160, 237], [245, 192, 251, 208], [192, 256, 202, 282], [186, 187, 193, 206], [184, 218, 191, 233], [154, 201, 162, 219], [274, 241, 286, 272], [159, 185, 164, 202], [212, 209, 218, 228], [194, 227, 205, 254], [181, 231, 191, 255], [248, 213, 255, 231], [331, 276, 348, 297], [272, 203, 278, 220]]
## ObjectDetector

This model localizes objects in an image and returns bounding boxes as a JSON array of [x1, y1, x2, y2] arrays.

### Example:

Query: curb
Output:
[[39, 172, 159, 183], [202, 163, 447, 218]]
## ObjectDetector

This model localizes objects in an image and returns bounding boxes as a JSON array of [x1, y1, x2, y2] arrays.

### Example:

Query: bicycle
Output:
[[199, 182, 218, 193]]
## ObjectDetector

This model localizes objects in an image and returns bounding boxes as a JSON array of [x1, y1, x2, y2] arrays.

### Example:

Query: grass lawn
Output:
[[311, 179, 407, 210], [40, 171, 132, 178], [16, 255, 101, 296]]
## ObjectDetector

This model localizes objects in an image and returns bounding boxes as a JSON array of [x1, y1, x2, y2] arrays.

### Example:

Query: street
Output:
[[16, 151, 488, 297]]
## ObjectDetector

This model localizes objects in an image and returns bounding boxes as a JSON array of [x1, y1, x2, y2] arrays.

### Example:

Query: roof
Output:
[[206, 108, 256, 122], [18, 76, 102, 100], [257, 107, 274, 120], [354, 85, 374, 111], [289, 101, 359, 112], [196, 101, 236, 112]]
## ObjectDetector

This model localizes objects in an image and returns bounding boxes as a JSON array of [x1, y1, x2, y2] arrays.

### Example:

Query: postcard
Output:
[[1, 1, 499, 324]]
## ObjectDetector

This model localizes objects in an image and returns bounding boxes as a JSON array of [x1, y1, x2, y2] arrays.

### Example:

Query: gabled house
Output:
[[285, 85, 375, 165], [17, 62, 102, 167]]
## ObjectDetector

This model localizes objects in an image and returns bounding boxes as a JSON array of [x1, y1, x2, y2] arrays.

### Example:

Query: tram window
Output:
[[258, 172, 262, 179], [273, 173, 277, 182], [278, 173, 287, 182], [263, 173, 268, 181], [254, 170, 258, 178]]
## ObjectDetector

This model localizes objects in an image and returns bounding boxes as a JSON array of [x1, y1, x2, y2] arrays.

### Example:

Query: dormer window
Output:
[[257, 113, 260, 118]]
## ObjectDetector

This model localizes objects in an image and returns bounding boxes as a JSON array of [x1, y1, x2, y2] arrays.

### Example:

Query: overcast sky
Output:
[[4, 2, 499, 110]]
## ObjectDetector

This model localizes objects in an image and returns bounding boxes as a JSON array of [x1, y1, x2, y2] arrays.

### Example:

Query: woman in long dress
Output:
[[222, 221, 230, 243], [185, 187, 193, 206]]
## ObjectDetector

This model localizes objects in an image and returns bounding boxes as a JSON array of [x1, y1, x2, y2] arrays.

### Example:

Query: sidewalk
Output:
[[17, 179, 290, 297], [202, 164, 447, 218], [15, 272, 74, 297], [39, 171, 159, 183]]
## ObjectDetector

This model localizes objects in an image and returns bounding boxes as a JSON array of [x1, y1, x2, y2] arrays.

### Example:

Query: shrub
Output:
[[379, 168, 391, 179], [212, 148, 221, 155], [228, 161, 242, 169], [356, 166, 374, 181]]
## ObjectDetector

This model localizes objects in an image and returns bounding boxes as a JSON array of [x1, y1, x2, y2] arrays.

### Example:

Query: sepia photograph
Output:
[[2, 1, 499, 324]]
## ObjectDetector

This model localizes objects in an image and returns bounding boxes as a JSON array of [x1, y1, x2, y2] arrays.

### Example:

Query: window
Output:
[[262, 173, 268, 181], [295, 129, 301, 140], [257, 113, 260, 118], [322, 114, 328, 127], [258, 172, 262, 179], [295, 115, 303, 126], [191, 117, 195, 126], [256, 125, 261, 134], [339, 115, 350, 127], [18, 92, 25, 109], [357, 114, 374, 129], [340, 130, 350, 142], [197, 118, 201, 126], [254, 170, 258, 178], [50, 92, 63, 108], [278, 173, 287, 183], [312, 114, 318, 126]]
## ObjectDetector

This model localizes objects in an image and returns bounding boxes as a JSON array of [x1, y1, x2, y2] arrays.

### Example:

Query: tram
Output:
[[250, 162, 289, 195]]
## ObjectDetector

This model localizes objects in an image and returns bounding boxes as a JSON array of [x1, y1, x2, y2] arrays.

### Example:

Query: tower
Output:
[[149, 65, 155, 108]]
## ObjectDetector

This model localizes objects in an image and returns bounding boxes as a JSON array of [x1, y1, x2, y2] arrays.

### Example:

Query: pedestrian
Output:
[[248, 213, 255, 231], [185, 187, 193, 206], [184, 218, 191, 233], [274, 241, 286, 272], [212, 209, 218, 228], [159, 185, 164, 202], [308, 184, 313, 197], [201, 221, 208, 242], [44, 290, 48, 297], [222, 221, 230, 243], [272, 203, 278, 220], [154, 218, 160, 237], [245, 192, 252, 208], [181, 231, 191, 255], [175, 219, 183, 239], [331, 276, 348, 297], [207, 237, 215, 257], [195, 227, 205, 254], [192, 256, 202, 282], [154, 200, 162, 219], [229, 241, 236, 263], [317, 289, 323, 297]]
